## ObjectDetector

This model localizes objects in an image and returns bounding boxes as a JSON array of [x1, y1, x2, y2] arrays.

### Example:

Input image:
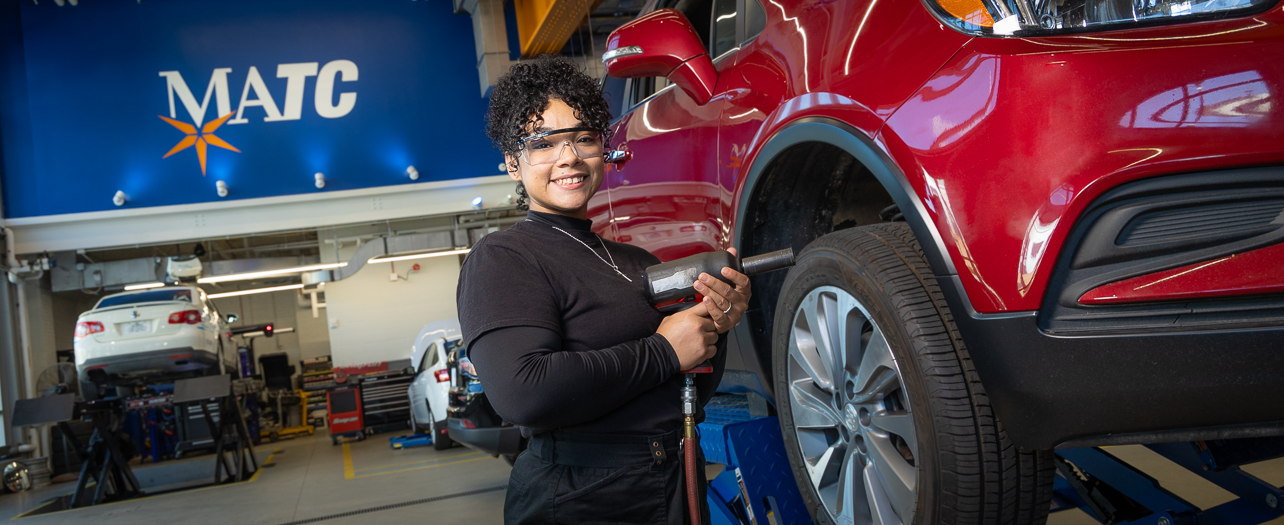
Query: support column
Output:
[[458, 0, 515, 96], [0, 272, 19, 447]]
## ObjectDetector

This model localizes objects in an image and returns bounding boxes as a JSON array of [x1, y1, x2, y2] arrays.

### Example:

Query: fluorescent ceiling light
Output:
[[367, 248, 471, 264], [208, 284, 305, 299], [124, 282, 165, 291], [198, 262, 347, 284]]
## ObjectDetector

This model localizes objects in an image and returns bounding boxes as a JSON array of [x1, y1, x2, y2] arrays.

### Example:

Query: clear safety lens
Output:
[[520, 129, 605, 165]]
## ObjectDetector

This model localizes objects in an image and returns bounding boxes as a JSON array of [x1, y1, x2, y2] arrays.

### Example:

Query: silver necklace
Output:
[[529, 219, 633, 282]]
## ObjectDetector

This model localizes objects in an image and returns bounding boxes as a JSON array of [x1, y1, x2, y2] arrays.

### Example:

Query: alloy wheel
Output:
[[787, 286, 918, 525]]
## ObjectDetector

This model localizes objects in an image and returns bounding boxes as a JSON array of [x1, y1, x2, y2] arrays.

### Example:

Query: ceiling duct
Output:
[[332, 231, 456, 281]]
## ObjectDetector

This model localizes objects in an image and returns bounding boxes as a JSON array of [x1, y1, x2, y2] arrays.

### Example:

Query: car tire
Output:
[[411, 402, 430, 432], [430, 403, 453, 450], [79, 378, 99, 402], [773, 223, 1055, 525]]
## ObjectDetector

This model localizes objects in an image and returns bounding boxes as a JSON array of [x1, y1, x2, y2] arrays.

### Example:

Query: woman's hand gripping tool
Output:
[[642, 247, 795, 525]]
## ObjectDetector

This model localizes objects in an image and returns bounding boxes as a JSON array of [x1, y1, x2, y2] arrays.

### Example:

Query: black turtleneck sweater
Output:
[[456, 210, 726, 437]]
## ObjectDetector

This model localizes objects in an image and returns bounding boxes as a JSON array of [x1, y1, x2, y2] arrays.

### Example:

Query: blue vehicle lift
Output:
[[389, 431, 434, 450], [699, 395, 812, 525], [1053, 438, 1284, 525]]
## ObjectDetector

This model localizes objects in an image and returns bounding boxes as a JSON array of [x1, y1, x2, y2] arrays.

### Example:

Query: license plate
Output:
[[121, 320, 151, 335]]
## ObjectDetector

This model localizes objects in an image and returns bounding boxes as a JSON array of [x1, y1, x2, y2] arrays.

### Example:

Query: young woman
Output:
[[456, 55, 751, 524]]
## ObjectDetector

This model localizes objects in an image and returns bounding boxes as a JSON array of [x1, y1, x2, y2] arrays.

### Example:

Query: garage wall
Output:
[[211, 289, 331, 371], [52, 292, 97, 354], [20, 280, 60, 390], [322, 254, 463, 368]]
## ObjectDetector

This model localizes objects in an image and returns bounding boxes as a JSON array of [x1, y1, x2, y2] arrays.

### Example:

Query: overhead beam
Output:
[[514, 0, 598, 57], [3, 175, 516, 255]]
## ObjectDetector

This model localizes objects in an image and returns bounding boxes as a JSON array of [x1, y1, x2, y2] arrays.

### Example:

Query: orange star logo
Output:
[[159, 112, 240, 176]]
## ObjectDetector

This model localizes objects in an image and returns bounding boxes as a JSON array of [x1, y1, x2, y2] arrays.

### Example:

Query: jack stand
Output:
[[10, 394, 143, 508], [63, 403, 144, 507], [173, 374, 258, 483]]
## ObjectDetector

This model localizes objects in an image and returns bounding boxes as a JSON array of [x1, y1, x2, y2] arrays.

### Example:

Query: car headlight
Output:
[[924, 0, 1278, 36]]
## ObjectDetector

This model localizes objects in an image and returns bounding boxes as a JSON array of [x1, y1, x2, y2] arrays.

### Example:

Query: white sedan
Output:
[[74, 285, 235, 398], [407, 318, 460, 450]]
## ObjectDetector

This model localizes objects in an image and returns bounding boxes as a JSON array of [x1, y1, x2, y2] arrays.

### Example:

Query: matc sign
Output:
[[159, 61, 359, 175], [162, 61, 359, 127], [0, 0, 498, 218]]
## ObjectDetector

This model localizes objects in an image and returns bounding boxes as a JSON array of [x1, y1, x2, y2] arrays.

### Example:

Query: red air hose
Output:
[[684, 435, 700, 525]]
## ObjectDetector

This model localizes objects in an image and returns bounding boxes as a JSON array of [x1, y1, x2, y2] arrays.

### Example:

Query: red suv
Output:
[[594, 0, 1284, 523]]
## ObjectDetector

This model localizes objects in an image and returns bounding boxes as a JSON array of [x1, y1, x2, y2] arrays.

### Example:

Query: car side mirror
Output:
[[225, 313, 238, 323], [602, 8, 717, 106]]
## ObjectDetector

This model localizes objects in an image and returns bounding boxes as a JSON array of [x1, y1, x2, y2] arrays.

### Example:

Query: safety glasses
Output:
[[518, 127, 606, 166]]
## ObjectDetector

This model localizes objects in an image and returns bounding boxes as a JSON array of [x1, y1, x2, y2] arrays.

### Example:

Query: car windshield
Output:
[[96, 288, 193, 309]]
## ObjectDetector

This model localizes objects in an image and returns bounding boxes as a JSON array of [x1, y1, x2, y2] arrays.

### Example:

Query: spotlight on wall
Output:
[[406, 166, 419, 180], [216, 180, 229, 198], [471, 196, 483, 210], [498, 162, 507, 173], [314, 172, 326, 189], [112, 191, 129, 207]]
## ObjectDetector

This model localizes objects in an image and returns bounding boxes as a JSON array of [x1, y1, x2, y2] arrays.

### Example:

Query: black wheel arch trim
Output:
[[733, 117, 959, 280]]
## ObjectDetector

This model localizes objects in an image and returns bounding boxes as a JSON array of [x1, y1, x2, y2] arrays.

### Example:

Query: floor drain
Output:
[[274, 486, 507, 525]]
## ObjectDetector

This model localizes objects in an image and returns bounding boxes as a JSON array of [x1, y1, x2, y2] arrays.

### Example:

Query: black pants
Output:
[[504, 428, 709, 525]]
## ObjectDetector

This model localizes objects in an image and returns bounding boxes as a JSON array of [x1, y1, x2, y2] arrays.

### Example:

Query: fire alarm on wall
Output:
[[412, 263, 421, 271]]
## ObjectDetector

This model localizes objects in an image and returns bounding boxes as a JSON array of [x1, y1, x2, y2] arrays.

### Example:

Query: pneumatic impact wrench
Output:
[[643, 248, 795, 525]]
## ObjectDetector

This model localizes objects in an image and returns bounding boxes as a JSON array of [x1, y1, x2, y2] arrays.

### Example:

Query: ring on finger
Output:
[[722, 304, 732, 314]]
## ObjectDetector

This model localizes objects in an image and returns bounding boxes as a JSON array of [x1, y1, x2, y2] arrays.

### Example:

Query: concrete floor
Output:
[[0, 434, 1281, 524], [0, 432, 511, 525]]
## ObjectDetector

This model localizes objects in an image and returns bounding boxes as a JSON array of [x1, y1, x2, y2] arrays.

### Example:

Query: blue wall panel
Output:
[[2, 0, 499, 218], [0, 0, 37, 221]]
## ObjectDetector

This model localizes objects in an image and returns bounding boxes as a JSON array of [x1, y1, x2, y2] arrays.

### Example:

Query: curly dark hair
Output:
[[485, 55, 614, 211]]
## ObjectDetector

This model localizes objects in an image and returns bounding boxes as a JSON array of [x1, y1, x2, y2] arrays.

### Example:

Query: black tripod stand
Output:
[[64, 402, 144, 506], [173, 374, 258, 483], [12, 394, 143, 508]]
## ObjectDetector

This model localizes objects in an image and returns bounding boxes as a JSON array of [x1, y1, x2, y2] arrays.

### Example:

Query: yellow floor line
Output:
[[343, 443, 356, 480], [247, 448, 280, 482], [9, 447, 281, 520], [354, 452, 483, 473], [353, 455, 492, 479]]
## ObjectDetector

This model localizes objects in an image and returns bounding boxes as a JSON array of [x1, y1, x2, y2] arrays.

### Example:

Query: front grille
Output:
[[1118, 199, 1284, 246]]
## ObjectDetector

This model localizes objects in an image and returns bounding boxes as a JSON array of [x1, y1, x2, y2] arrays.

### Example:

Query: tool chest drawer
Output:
[[357, 371, 412, 433]]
